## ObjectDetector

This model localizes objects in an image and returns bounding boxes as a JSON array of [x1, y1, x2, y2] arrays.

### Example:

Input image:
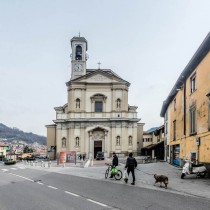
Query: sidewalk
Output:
[[135, 162, 210, 199], [22, 161, 210, 199]]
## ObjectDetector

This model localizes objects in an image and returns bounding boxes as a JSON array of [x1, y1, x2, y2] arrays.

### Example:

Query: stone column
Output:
[[104, 131, 108, 159], [88, 131, 93, 159]]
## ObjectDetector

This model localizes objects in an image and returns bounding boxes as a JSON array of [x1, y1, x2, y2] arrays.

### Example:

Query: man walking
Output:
[[109, 152, 118, 178], [125, 153, 137, 185]]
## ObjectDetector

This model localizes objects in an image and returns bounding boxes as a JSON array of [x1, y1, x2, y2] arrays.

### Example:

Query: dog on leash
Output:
[[154, 174, 168, 189]]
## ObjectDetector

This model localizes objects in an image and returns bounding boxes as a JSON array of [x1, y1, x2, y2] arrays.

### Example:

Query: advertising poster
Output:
[[60, 151, 76, 164]]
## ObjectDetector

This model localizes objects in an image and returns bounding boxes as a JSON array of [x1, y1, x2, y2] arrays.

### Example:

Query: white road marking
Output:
[[64, 191, 80, 197], [9, 173, 34, 182], [37, 182, 44, 185], [87, 199, 108, 207], [18, 166, 26, 169], [47, 185, 58, 190], [10, 168, 17, 170], [2, 169, 8, 172]]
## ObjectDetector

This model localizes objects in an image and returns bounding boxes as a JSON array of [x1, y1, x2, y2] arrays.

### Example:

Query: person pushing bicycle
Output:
[[109, 152, 118, 178]]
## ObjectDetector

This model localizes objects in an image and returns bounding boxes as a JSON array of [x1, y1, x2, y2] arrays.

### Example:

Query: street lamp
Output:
[[206, 92, 210, 100]]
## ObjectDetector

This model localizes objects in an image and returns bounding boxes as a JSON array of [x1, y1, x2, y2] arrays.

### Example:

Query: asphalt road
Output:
[[0, 163, 210, 210]]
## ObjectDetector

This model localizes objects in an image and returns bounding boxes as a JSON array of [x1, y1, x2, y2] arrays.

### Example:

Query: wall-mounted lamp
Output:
[[206, 92, 210, 100]]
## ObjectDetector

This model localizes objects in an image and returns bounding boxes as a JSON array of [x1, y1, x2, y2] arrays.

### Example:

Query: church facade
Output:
[[46, 36, 143, 159]]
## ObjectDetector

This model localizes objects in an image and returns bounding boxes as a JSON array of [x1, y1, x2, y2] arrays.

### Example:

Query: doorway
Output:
[[94, 141, 102, 158]]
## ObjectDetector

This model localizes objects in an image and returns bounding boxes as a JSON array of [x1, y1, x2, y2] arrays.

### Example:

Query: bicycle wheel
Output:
[[105, 169, 109, 179], [114, 170, 122, 180]]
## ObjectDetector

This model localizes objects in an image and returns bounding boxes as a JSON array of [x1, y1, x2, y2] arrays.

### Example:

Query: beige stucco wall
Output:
[[169, 51, 210, 163]]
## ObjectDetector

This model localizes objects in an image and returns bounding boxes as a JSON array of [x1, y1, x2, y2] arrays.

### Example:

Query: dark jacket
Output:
[[125, 157, 137, 168], [112, 154, 118, 166]]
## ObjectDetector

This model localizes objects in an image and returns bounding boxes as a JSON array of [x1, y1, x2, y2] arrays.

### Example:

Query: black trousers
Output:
[[127, 167, 135, 182]]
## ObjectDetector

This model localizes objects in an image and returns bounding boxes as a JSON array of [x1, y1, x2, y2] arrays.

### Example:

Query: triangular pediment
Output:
[[71, 70, 129, 84]]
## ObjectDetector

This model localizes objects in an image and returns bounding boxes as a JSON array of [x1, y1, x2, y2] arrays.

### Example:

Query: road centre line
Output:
[[37, 182, 44, 185], [65, 191, 80, 197], [87, 199, 108, 207], [8, 172, 109, 208], [9, 173, 34, 182], [47, 185, 58, 190]]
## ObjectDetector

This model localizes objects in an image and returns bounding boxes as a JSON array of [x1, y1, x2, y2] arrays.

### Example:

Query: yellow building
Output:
[[161, 33, 210, 176]]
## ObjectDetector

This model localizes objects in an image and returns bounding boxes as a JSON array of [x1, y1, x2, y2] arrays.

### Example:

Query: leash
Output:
[[135, 168, 154, 176]]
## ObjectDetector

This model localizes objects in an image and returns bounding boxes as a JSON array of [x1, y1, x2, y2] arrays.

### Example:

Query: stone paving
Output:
[[22, 160, 210, 199]]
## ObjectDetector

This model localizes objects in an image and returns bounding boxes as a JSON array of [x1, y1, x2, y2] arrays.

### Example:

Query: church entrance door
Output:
[[94, 141, 102, 158]]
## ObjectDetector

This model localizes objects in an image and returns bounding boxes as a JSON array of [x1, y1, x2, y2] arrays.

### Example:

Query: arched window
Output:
[[116, 98, 121, 108], [75, 45, 82, 60], [76, 98, 80, 109], [62, 137, 66, 148], [75, 137, 80, 146], [129, 136, 132, 145], [91, 94, 107, 113], [116, 136, 120, 145]]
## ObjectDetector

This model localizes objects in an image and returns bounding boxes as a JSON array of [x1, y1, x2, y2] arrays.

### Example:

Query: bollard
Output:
[[48, 161, 51, 168], [80, 160, 84, 168], [63, 162, 65, 167], [41, 161, 43, 167], [43, 162, 45, 167]]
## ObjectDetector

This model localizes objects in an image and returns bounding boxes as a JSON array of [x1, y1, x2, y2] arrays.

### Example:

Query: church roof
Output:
[[67, 69, 130, 86], [86, 69, 122, 78], [70, 36, 88, 50]]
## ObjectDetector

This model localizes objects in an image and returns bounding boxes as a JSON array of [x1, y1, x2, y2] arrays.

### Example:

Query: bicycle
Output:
[[105, 163, 122, 180]]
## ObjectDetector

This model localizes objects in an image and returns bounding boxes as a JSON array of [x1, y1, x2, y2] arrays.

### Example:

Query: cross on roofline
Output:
[[97, 62, 101, 69]]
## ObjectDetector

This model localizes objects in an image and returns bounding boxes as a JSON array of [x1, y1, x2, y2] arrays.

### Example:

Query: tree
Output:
[[23, 146, 33, 153]]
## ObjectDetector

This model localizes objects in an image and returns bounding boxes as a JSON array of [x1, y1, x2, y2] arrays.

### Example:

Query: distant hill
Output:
[[0, 123, 46, 145], [146, 127, 159, 134]]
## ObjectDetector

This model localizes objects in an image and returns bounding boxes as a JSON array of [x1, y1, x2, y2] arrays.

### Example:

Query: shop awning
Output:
[[142, 141, 164, 150]]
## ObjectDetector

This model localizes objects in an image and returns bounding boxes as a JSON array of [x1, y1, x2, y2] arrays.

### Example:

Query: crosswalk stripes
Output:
[[1, 166, 26, 172]]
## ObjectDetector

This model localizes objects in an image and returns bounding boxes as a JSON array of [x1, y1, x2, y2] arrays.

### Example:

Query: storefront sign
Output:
[[60, 151, 76, 164]]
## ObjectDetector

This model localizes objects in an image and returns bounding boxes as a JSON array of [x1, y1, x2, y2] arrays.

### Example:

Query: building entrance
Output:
[[94, 141, 102, 158]]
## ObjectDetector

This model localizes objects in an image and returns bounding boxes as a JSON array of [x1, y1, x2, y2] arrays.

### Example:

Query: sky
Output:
[[0, 0, 210, 136]]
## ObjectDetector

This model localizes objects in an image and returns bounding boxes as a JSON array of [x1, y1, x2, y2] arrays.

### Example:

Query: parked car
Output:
[[23, 156, 36, 161], [96, 152, 104, 160], [39, 155, 48, 159]]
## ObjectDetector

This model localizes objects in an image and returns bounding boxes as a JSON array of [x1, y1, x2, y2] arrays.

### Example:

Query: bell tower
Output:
[[70, 35, 88, 80]]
